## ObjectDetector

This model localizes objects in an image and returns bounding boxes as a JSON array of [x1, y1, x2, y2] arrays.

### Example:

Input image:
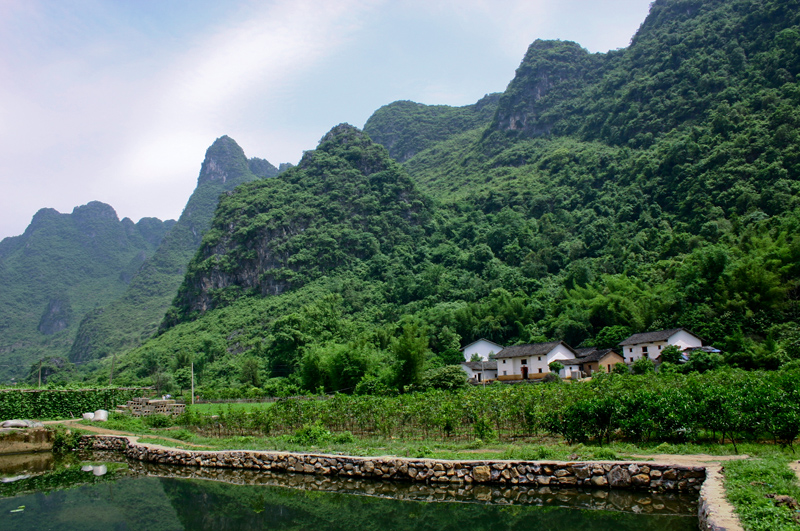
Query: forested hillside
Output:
[[363, 94, 500, 162], [68, 136, 281, 366], [0, 202, 173, 381], [91, 0, 800, 393]]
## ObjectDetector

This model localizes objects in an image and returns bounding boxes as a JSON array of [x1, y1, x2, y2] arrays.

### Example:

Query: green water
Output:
[[0, 454, 698, 531]]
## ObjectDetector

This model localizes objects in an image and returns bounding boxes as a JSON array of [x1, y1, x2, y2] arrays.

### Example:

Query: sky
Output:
[[0, 0, 653, 240]]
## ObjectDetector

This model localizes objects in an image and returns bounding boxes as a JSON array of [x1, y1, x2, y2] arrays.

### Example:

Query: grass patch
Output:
[[725, 457, 800, 531]]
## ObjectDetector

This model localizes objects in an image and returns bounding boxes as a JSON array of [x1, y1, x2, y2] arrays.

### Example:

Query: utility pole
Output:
[[191, 361, 195, 405], [109, 353, 116, 386], [38, 360, 42, 388]]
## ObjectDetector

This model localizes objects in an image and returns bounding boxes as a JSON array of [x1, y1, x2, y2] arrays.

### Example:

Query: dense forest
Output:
[[0, 201, 174, 382], [7, 0, 800, 393]]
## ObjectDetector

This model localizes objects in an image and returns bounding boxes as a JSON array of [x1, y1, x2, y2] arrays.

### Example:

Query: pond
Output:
[[1, 452, 699, 531]]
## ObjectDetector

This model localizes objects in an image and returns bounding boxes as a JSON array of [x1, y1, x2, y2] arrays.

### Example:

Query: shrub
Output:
[[632, 357, 655, 374], [660, 345, 682, 364], [548, 361, 565, 375], [418, 366, 468, 391], [473, 415, 497, 440], [143, 414, 173, 428], [290, 421, 332, 445], [612, 363, 630, 375], [333, 431, 356, 444]]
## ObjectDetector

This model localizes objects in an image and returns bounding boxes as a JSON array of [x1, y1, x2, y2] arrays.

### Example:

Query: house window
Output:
[[642, 346, 649, 358], [538, 368, 542, 373], [630, 357, 633, 362], [629, 348, 633, 353], [503, 371, 507, 376], [658, 345, 662, 350], [538, 356, 541, 361], [521, 359, 527, 365], [502, 360, 506, 364]]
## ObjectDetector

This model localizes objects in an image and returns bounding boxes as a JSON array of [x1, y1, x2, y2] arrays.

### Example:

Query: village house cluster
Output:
[[460, 328, 705, 384]]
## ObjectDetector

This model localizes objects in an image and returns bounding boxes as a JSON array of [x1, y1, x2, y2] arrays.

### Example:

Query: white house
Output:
[[493, 341, 579, 380], [460, 360, 498, 383], [461, 339, 504, 362], [617, 328, 702, 364]]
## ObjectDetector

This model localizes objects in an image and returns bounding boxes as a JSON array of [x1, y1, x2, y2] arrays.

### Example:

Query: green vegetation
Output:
[[76, 0, 800, 395], [68, 136, 277, 366], [0, 202, 172, 382], [0, 387, 144, 419], [363, 94, 499, 162], [114, 370, 798, 450], [725, 457, 800, 531]]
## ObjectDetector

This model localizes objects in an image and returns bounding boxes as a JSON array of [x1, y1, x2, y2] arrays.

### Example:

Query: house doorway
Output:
[[521, 366, 528, 380]]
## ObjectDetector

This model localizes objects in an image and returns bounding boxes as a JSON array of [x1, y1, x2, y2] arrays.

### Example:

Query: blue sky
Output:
[[0, 0, 653, 239]]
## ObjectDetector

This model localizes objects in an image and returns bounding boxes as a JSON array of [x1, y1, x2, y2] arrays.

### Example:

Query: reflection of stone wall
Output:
[[80, 435, 705, 494], [102, 455, 694, 515]]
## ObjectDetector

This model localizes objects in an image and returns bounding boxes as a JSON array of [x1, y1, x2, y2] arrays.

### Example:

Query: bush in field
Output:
[[548, 361, 564, 375], [632, 357, 655, 374], [682, 351, 724, 373], [660, 345, 682, 364], [612, 363, 630, 375], [143, 414, 173, 428], [290, 421, 332, 445], [418, 366, 468, 391]]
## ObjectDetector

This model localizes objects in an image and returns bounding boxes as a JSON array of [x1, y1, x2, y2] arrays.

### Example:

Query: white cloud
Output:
[[0, 0, 653, 240]]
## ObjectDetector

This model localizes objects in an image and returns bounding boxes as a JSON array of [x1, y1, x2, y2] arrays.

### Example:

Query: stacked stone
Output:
[[80, 435, 705, 493], [118, 398, 185, 418]]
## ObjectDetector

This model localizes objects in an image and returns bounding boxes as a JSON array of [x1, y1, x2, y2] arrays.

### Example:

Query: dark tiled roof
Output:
[[494, 341, 577, 359], [461, 361, 497, 370], [575, 347, 598, 357], [577, 348, 619, 363], [618, 328, 698, 346]]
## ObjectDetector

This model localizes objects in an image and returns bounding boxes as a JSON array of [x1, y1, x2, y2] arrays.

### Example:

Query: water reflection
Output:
[[0, 452, 698, 531]]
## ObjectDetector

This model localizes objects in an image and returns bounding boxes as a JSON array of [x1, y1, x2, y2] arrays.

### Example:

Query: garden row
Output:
[[0, 388, 148, 420], [177, 369, 800, 449]]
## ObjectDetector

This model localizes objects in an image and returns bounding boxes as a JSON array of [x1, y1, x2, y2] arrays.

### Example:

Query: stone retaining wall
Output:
[[79, 435, 704, 493], [82, 452, 693, 515], [0, 428, 53, 454]]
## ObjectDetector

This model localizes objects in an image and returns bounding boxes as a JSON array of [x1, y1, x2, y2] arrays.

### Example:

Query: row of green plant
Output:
[[169, 369, 799, 450], [0, 387, 146, 420]]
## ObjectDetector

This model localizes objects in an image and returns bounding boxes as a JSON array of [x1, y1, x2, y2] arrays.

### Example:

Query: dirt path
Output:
[[791, 460, 800, 484], [631, 453, 749, 467], [44, 419, 208, 448]]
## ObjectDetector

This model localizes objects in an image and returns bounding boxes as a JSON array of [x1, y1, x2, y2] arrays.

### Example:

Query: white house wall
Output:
[[547, 344, 577, 378], [621, 331, 702, 364], [498, 344, 576, 378], [460, 364, 497, 382], [463, 340, 503, 362]]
